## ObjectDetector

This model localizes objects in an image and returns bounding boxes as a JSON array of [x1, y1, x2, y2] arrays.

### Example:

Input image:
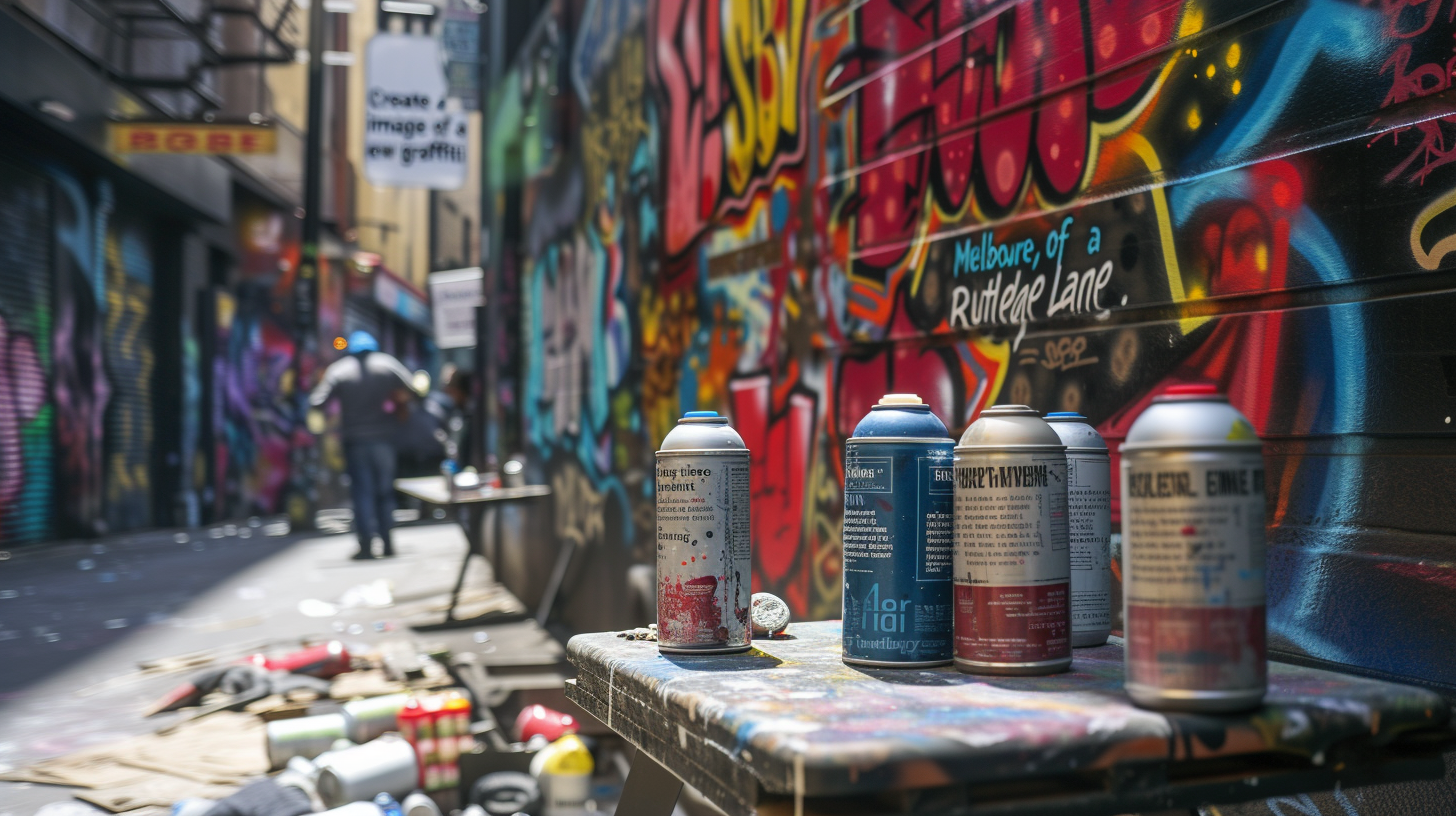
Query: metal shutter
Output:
[[0, 161, 55, 546], [102, 211, 155, 532]]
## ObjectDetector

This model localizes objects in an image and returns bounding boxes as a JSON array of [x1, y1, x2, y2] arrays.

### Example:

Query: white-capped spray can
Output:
[[841, 394, 955, 667], [1120, 383, 1267, 712], [656, 411, 752, 653], [953, 405, 1071, 675], [1045, 412, 1112, 647]]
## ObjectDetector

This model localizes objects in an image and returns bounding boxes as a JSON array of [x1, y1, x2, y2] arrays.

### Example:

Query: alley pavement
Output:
[[0, 520, 496, 815]]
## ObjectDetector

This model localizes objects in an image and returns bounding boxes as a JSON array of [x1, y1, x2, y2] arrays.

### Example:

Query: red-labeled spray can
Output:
[[953, 405, 1071, 675], [655, 411, 752, 654], [1120, 383, 1267, 712]]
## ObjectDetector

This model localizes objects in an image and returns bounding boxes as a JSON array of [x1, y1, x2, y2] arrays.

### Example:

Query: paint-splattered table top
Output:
[[566, 621, 1453, 816]]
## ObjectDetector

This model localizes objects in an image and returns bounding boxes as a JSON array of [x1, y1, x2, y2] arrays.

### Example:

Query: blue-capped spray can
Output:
[[842, 395, 955, 667], [1044, 412, 1112, 647], [656, 411, 753, 654]]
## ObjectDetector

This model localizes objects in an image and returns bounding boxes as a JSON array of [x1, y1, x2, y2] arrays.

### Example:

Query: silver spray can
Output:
[[1121, 383, 1267, 712], [656, 411, 752, 653], [1045, 412, 1112, 647], [315, 735, 418, 807], [952, 405, 1071, 675]]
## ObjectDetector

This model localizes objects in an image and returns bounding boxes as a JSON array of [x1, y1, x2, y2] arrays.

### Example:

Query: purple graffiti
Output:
[[0, 315, 45, 525]]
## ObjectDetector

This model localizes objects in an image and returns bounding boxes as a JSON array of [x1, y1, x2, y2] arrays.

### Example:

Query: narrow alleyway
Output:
[[0, 521, 532, 813]]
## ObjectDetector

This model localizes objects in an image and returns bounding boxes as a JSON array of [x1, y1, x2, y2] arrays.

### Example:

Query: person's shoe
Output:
[[350, 551, 376, 561], [380, 547, 396, 558]]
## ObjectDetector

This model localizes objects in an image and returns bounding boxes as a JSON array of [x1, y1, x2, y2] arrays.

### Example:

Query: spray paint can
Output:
[[1045, 413, 1112, 647], [656, 411, 752, 654], [316, 735, 418, 807], [266, 712, 351, 770], [530, 734, 595, 816], [342, 692, 410, 743], [841, 394, 954, 667], [1120, 383, 1267, 712], [401, 792, 442, 816], [953, 405, 1071, 675]]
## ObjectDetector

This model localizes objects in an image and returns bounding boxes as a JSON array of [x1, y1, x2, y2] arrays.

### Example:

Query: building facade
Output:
[[0, 0, 462, 543]]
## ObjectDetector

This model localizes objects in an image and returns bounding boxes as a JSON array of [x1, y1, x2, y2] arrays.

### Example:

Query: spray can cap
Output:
[[1162, 383, 1220, 397], [683, 411, 719, 418], [1152, 382, 1227, 403], [876, 394, 924, 407]]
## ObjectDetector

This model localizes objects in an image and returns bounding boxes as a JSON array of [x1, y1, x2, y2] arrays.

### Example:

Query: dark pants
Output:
[[345, 439, 397, 555]]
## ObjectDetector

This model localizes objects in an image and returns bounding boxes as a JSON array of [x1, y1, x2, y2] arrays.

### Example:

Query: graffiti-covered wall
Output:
[[0, 157, 319, 544], [503, 0, 1456, 689], [0, 162, 55, 546]]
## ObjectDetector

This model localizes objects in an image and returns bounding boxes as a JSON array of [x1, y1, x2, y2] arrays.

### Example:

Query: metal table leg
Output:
[[535, 538, 575, 626], [444, 504, 474, 622], [617, 749, 682, 816]]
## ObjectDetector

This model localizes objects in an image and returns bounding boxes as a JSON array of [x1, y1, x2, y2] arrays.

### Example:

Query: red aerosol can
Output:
[[1120, 384, 1267, 712]]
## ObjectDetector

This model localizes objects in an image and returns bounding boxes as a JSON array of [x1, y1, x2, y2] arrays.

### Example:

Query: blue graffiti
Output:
[[1200, 0, 1382, 163]]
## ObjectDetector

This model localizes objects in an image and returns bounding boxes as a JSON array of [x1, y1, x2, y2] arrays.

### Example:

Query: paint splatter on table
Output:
[[566, 621, 1452, 816]]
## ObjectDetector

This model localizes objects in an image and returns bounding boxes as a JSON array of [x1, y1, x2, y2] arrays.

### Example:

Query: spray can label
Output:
[[1067, 451, 1111, 640], [1123, 454, 1266, 691], [842, 443, 954, 664], [953, 453, 1070, 664], [656, 453, 751, 650]]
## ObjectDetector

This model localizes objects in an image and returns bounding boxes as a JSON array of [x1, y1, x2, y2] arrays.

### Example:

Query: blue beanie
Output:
[[347, 331, 379, 353]]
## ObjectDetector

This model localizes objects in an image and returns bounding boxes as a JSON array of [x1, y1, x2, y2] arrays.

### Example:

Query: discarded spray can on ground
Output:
[[841, 394, 954, 667], [656, 411, 752, 654], [1045, 413, 1112, 647], [266, 712, 351, 769], [953, 405, 1071, 675], [341, 692, 410, 743], [1120, 384, 1267, 712], [316, 735, 418, 807], [401, 792, 442, 816]]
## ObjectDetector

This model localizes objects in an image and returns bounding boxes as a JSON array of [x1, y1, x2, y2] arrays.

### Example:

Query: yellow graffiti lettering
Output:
[[722, 0, 807, 197], [1410, 185, 1456, 270]]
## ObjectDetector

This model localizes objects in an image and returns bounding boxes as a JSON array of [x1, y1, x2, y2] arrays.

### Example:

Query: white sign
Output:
[[363, 34, 469, 190], [429, 267, 484, 348]]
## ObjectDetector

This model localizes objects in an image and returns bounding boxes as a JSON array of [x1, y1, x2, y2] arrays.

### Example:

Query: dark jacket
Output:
[[309, 351, 415, 443]]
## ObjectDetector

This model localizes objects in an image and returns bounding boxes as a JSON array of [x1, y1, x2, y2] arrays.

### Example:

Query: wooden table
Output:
[[392, 476, 552, 624], [566, 621, 1452, 816]]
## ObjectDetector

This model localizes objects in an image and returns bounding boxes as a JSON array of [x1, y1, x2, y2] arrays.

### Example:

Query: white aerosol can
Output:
[[1121, 383, 1267, 712], [1044, 412, 1112, 647], [952, 405, 1071, 675], [656, 411, 752, 653]]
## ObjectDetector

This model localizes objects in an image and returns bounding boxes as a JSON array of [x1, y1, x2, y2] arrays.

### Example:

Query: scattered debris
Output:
[[614, 623, 658, 642], [339, 579, 394, 610], [204, 778, 312, 816], [0, 712, 267, 810], [298, 599, 340, 618]]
